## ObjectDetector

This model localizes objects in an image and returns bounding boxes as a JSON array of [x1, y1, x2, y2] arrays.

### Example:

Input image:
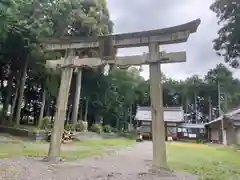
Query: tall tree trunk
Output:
[[79, 100, 83, 120], [129, 104, 133, 130], [9, 86, 18, 125], [0, 78, 4, 90], [185, 96, 190, 114], [71, 69, 82, 130], [9, 72, 21, 125], [194, 92, 198, 123], [15, 57, 29, 125], [224, 94, 228, 112], [66, 105, 71, 124], [124, 109, 128, 130], [38, 88, 46, 128], [45, 99, 50, 117], [116, 117, 120, 130], [208, 96, 212, 122], [84, 97, 89, 121], [0, 67, 4, 96], [2, 71, 13, 124]]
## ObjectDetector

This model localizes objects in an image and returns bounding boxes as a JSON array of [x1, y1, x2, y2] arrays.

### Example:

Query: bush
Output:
[[103, 125, 112, 133], [40, 116, 52, 130], [64, 124, 72, 131], [76, 120, 88, 132], [111, 127, 119, 133], [89, 124, 102, 133], [195, 137, 205, 144]]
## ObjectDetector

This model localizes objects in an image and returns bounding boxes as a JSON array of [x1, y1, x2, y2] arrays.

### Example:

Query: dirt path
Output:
[[0, 141, 197, 180]]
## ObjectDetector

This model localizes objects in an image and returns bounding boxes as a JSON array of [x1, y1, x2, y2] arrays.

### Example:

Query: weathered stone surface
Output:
[[45, 51, 186, 71], [41, 19, 201, 50]]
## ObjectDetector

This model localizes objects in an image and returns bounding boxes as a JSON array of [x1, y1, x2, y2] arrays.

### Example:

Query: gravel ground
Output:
[[0, 141, 198, 180]]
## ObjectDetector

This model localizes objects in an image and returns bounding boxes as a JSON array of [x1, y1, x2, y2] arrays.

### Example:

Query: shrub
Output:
[[76, 120, 88, 132], [103, 125, 112, 133], [195, 137, 204, 144], [64, 124, 72, 131], [89, 124, 102, 133], [40, 116, 52, 130], [111, 127, 119, 133]]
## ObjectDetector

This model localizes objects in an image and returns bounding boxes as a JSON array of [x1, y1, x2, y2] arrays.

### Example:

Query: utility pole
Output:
[[129, 104, 133, 131], [218, 81, 225, 144], [208, 96, 212, 122], [194, 92, 198, 124]]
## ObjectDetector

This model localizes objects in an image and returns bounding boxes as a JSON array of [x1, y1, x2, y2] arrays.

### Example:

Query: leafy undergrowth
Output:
[[168, 142, 240, 180]]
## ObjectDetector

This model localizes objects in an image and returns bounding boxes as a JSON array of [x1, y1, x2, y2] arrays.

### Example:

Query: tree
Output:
[[205, 63, 240, 112], [0, 0, 61, 124], [210, 0, 240, 67], [46, 0, 113, 161]]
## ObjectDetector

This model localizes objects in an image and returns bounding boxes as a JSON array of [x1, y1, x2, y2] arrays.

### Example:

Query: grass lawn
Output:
[[167, 142, 240, 180], [1, 133, 239, 180], [0, 134, 135, 160]]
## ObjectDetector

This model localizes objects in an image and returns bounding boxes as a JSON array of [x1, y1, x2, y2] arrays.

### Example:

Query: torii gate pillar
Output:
[[149, 43, 167, 168], [47, 49, 75, 161]]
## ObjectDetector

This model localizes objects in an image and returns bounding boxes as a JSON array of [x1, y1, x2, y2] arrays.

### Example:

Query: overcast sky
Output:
[[107, 0, 240, 80]]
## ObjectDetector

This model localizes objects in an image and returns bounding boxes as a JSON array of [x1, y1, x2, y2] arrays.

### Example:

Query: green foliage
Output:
[[103, 124, 112, 133], [75, 120, 88, 132], [111, 127, 119, 133], [89, 124, 102, 133], [64, 124, 72, 131], [195, 138, 203, 144], [40, 116, 52, 130], [0, 0, 113, 126], [82, 67, 146, 128], [210, 0, 240, 67]]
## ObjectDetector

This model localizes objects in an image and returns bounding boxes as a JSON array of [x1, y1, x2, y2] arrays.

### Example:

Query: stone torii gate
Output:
[[41, 19, 201, 168]]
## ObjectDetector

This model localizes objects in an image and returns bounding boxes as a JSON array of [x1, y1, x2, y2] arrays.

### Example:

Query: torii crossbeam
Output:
[[46, 51, 186, 70]]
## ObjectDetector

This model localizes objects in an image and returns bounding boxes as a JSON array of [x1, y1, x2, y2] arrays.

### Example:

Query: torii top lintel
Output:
[[41, 19, 201, 51]]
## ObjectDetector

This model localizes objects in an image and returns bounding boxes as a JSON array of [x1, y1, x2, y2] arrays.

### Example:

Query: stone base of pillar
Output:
[[42, 156, 63, 163], [149, 166, 173, 175]]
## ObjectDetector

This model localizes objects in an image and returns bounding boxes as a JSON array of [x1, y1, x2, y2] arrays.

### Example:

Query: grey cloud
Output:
[[109, 0, 186, 33], [107, 0, 239, 80]]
